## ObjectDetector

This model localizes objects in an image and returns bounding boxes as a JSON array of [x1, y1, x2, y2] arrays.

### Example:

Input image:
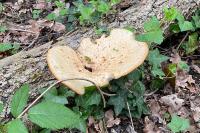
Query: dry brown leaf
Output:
[[52, 22, 66, 33], [160, 94, 184, 111], [190, 97, 200, 128], [192, 64, 200, 74], [105, 110, 120, 128], [33, 0, 47, 10]]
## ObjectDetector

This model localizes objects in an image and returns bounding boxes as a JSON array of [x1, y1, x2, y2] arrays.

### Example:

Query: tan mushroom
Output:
[[47, 28, 149, 95]]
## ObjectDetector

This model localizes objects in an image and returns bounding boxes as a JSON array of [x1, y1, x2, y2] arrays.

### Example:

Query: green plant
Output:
[[167, 115, 190, 132], [1, 84, 86, 133], [0, 25, 7, 33], [0, 43, 20, 54], [32, 9, 41, 19]]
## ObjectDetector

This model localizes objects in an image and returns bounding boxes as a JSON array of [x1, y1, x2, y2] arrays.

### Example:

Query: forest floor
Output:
[[0, 0, 200, 133]]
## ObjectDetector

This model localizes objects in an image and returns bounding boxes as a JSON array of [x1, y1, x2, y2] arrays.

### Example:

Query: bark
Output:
[[0, 0, 199, 115]]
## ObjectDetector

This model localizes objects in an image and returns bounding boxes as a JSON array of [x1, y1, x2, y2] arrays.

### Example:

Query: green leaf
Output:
[[0, 26, 7, 33], [32, 9, 41, 19], [97, 1, 110, 14], [178, 21, 195, 31], [144, 16, 160, 31], [46, 13, 57, 21], [192, 13, 200, 28], [127, 69, 142, 82], [28, 101, 86, 132], [79, 5, 94, 21], [41, 87, 68, 105], [148, 49, 169, 78], [55, 0, 65, 8], [7, 119, 28, 133], [0, 43, 13, 52], [108, 94, 125, 115], [169, 23, 180, 33], [39, 129, 51, 133], [167, 115, 190, 132], [178, 61, 189, 71], [150, 79, 164, 90], [148, 49, 169, 68], [164, 7, 178, 21], [75, 90, 101, 108], [110, 0, 121, 5], [59, 8, 68, 16], [168, 63, 177, 74], [136, 29, 164, 44], [11, 84, 29, 118], [0, 102, 3, 113], [183, 32, 198, 54], [136, 16, 164, 44]]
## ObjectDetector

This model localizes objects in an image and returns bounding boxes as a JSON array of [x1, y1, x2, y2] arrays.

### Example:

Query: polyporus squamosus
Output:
[[47, 28, 149, 95]]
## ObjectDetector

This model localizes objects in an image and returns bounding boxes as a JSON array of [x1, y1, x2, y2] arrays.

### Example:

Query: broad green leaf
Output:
[[11, 84, 29, 118], [0, 43, 13, 52], [183, 32, 198, 54], [127, 69, 142, 82], [46, 13, 57, 21], [59, 8, 68, 16], [178, 21, 195, 31], [150, 79, 164, 90], [28, 101, 86, 132], [169, 23, 180, 33], [79, 5, 93, 20], [0, 102, 3, 113], [55, 0, 65, 8], [73, 119, 87, 133], [164, 7, 178, 21], [108, 94, 125, 115], [168, 63, 177, 74], [97, 1, 110, 14], [7, 119, 28, 133], [144, 16, 160, 31], [148, 49, 169, 68], [75, 90, 101, 108], [148, 49, 169, 78], [192, 13, 200, 28], [178, 61, 189, 71], [136, 29, 164, 44], [167, 115, 190, 132], [41, 87, 68, 105], [111, 0, 121, 5], [0, 26, 7, 33], [39, 129, 51, 133]]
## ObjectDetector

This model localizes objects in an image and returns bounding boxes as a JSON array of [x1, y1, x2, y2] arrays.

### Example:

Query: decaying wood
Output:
[[0, 0, 199, 115]]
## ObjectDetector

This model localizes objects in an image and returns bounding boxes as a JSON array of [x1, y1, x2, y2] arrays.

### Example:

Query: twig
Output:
[[126, 102, 134, 128], [176, 32, 189, 52], [22, 33, 40, 51], [9, 28, 37, 34], [17, 78, 115, 118]]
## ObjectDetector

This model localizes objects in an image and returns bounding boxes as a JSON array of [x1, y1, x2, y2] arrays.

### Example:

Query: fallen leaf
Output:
[[33, 0, 47, 10], [105, 110, 120, 128], [192, 64, 200, 74], [52, 22, 66, 33], [160, 94, 184, 111]]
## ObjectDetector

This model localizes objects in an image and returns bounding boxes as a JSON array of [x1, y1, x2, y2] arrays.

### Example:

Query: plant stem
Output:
[[17, 78, 115, 118]]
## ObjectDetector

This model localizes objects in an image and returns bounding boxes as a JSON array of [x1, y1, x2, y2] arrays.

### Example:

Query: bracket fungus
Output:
[[47, 29, 148, 95]]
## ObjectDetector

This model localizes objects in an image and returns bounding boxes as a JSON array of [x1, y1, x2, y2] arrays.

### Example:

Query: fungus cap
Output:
[[47, 28, 149, 95]]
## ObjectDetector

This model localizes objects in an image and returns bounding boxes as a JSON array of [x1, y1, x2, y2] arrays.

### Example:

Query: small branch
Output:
[[17, 78, 115, 118], [176, 32, 189, 52], [126, 102, 134, 128], [9, 28, 37, 34]]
